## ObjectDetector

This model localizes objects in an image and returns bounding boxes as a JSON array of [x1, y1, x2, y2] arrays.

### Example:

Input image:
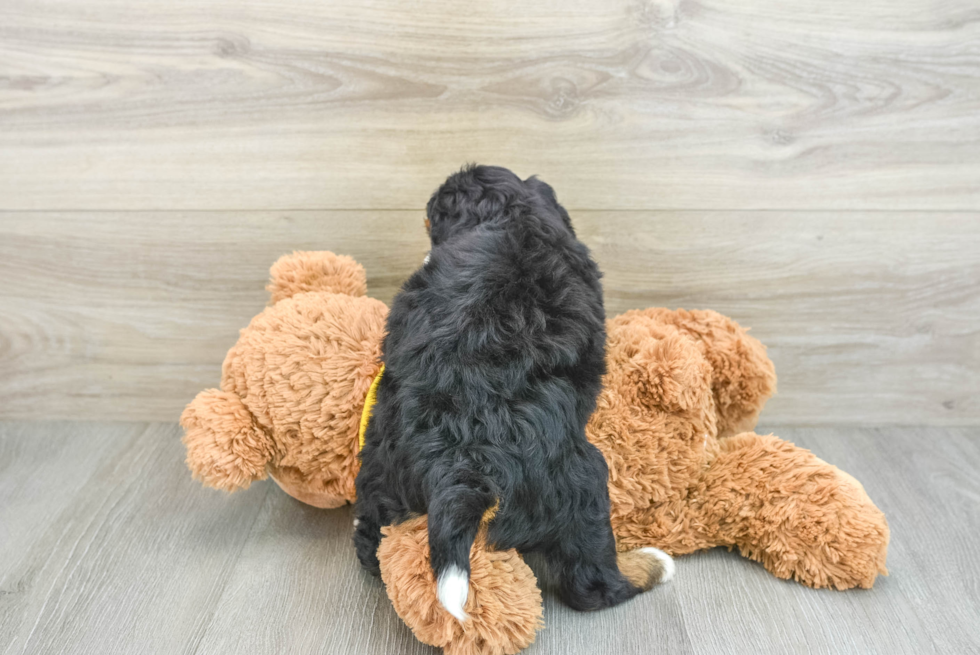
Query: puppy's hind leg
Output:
[[617, 547, 675, 590], [353, 463, 390, 576], [547, 518, 674, 611], [545, 452, 673, 611], [353, 510, 384, 576]]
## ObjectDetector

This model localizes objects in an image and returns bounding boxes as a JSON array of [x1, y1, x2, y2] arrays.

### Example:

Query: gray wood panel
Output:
[[1, 212, 977, 425], [1, 421, 978, 654], [192, 466, 435, 654], [0, 422, 270, 655], [0, 0, 978, 211]]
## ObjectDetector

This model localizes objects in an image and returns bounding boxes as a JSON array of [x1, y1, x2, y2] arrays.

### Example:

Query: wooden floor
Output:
[[1, 420, 977, 655]]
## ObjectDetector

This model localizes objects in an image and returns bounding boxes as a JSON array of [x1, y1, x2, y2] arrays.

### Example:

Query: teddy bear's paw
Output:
[[180, 389, 274, 492], [618, 547, 675, 591]]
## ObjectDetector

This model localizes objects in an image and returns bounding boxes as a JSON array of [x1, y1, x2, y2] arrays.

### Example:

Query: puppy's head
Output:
[[425, 165, 573, 247]]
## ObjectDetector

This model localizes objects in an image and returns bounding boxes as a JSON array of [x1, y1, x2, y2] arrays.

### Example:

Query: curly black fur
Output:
[[354, 165, 645, 612]]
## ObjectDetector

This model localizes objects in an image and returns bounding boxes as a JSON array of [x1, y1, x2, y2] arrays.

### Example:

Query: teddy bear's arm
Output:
[[180, 388, 275, 492]]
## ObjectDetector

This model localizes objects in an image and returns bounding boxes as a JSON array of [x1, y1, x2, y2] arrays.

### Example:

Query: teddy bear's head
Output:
[[181, 251, 387, 508], [584, 308, 776, 547], [586, 310, 717, 528]]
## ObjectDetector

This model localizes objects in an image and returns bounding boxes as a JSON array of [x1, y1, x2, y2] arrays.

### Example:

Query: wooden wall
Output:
[[1, 0, 977, 424]]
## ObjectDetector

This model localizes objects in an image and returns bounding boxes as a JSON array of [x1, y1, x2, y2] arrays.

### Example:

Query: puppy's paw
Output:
[[618, 547, 675, 591]]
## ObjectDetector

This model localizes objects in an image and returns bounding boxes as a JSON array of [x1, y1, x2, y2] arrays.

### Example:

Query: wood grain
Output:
[[1, 212, 977, 425], [192, 480, 439, 655], [0, 0, 978, 210], [2, 421, 978, 654], [0, 421, 270, 655]]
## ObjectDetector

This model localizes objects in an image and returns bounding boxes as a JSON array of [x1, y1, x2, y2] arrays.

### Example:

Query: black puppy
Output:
[[354, 165, 672, 620]]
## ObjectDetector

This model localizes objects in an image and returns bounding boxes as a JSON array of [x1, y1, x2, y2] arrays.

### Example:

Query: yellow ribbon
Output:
[[357, 364, 385, 451]]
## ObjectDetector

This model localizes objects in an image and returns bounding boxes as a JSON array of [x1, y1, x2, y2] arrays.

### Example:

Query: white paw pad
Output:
[[640, 547, 676, 582]]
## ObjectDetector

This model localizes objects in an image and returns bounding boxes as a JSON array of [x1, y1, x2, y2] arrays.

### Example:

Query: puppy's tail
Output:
[[427, 475, 496, 623]]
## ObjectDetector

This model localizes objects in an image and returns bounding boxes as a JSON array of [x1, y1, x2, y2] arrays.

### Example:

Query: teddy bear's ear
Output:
[[618, 331, 715, 416], [266, 251, 367, 303], [672, 309, 777, 438]]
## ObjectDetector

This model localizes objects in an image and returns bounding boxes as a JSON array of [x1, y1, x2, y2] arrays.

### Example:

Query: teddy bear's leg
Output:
[[378, 515, 543, 655], [651, 309, 777, 437], [696, 432, 889, 589], [591, 318, 718, 553], [180, 389, 276, 492], [266, 251, 368, 303]]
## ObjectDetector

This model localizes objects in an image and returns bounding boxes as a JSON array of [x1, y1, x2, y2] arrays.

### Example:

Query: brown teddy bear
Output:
[[181, 251, 889, 655]]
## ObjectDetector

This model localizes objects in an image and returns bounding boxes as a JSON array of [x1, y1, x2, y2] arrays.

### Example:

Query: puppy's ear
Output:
[[525, 176, 574, 232], [425, 191, 452, 246]]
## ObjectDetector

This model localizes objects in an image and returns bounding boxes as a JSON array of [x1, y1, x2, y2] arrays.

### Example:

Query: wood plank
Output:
[[586, 213, 980, 426], [0, 422, 131, 649], [3, 421, 979, 654], [1, 211, 977, 425], [524, 567, 694, 655], [0, 212, 429, 423], [1, 0, 978, 210], [193, 482, 439, 655], [0, 421, 270, 655]]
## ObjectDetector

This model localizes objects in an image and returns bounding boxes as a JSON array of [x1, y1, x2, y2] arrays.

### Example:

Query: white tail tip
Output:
[[437, 564, 469, 622]]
